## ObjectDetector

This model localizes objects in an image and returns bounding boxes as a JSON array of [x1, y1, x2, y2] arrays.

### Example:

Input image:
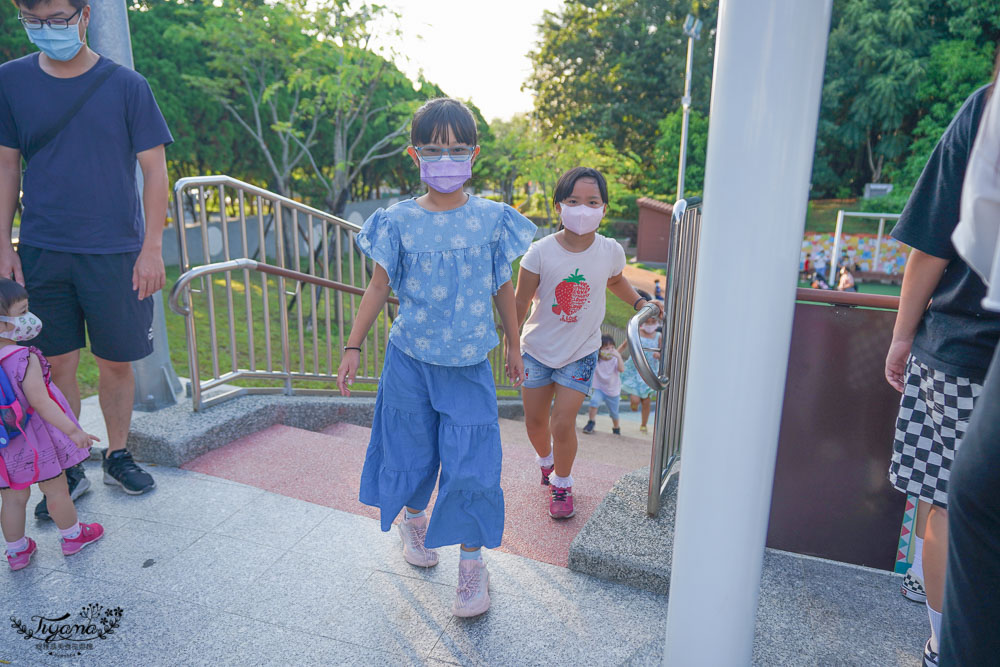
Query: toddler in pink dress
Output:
[[0, 279, 103, 570]]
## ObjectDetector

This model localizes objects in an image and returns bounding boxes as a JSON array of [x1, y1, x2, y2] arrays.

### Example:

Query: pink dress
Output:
[[0, 346, 89, 489]]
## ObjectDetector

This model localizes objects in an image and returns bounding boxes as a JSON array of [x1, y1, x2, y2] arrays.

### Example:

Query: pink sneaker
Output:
[[6, 538, 36, 571], [549, 485, 575, 519], [397, 516, 438, 567], [452, 559, 490, 617], [540, 465, 554, 486], [61, 523, 104, 556]]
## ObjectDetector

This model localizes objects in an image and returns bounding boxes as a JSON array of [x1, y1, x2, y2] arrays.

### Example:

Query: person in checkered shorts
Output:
[[884, 83, 1000, 667]]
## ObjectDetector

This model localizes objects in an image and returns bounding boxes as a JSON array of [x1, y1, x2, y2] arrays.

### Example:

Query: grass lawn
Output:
[[797, 279, 901, 297], [75, 263, 390, 399]]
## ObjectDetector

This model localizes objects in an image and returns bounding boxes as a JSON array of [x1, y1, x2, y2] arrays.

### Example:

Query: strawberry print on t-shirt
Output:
[[552, 269, 590, 322]]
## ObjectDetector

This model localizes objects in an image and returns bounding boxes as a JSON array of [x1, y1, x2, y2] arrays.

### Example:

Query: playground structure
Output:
[[37, 0, 935, 664]]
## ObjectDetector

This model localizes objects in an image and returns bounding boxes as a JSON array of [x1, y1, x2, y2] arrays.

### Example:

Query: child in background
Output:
[[514, 167, 658, 520], [582, 335, 624, 435], [619, 310, 662, 433], [337, 98, 535, 618], [0, 280, 103, 570], [654, 279, 662, 301]]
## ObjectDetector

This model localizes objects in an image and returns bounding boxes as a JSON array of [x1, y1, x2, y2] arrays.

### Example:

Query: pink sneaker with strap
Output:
[[6, 538, 36, 571], [549, 485, 575, 519], [397, 515, 438, 567], [61, 523, 104, 556], [452, 558, 491, 617]]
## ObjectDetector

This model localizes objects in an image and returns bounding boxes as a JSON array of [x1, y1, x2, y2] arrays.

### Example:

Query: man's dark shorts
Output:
[[19, 245, 154, 362]]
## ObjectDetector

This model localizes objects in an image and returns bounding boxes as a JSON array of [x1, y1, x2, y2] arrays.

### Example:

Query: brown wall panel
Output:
[[766, 301, 905, 570]]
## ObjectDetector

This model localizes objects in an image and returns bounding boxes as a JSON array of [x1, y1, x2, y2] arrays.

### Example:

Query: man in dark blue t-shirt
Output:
[[0, 0, 173, 511]]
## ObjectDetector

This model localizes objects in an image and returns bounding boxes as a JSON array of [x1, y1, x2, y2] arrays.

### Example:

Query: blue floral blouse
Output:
[[356, 196, 536, 366]]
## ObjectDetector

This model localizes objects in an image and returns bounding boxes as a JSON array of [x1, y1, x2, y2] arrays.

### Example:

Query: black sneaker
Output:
[[922, 639, 939, 667], [582, 420, 596, 434], [34, 464, 90, 521], [612, 427, 621, 435], [102, 449, 156, 495]]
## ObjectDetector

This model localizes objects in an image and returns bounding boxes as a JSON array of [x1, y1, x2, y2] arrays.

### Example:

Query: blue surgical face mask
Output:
[[24, 23, 85, 62]]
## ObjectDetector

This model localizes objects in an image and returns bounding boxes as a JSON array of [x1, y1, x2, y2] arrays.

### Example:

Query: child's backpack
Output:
[[0, 346, 41, 490], [0, 347, 31, 449]]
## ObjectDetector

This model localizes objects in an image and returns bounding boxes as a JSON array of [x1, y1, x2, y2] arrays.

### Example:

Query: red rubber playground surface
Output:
[[183, 414, 651, 567]]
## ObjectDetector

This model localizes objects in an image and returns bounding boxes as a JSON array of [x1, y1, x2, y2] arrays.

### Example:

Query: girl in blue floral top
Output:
[[337, 98, 535, 618]]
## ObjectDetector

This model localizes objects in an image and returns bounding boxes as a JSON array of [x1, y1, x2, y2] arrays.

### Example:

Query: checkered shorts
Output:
[[888, 356, 983, 508]]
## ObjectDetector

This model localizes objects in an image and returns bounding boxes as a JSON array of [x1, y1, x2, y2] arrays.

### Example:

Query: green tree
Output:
[[479, 115, 537, 205], [183, 1, 328, 198], [652, 108, 709, 199], [1, 9, 32, 63], [821, 0, 931, 186], [893, 39, 994, 185], [129, 1, 259, 185], [527, 0, 717, 167]]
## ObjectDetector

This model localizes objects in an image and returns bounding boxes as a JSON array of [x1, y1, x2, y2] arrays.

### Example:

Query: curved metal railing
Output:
[[626, 302, 669, 391], [170, 176, 516, 410], [627, 197, 703, 515]]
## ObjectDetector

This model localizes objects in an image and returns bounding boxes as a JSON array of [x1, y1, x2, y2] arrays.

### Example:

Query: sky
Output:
[[369, 0, 565, 123]]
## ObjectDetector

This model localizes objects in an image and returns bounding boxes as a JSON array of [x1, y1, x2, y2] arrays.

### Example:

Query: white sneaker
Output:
[[901, 567, 927, 603], [453, 558, 491, 617], [397, 516, 438, 567]]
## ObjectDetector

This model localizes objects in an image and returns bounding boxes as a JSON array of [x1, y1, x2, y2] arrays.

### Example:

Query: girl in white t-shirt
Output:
[[513, 167, 659, 520]]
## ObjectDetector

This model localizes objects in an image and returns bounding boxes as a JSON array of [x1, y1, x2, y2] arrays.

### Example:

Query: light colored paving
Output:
[[0, 397, 924, 665], [1, 460, 668, 666], [182, 418, 651, 567]]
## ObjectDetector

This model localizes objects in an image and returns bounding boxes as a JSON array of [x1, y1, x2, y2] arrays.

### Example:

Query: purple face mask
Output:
[[420, 158, 471, 194]]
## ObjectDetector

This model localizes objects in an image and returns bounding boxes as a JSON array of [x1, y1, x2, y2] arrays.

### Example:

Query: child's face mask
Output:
[[641, 321, 659, 334], [599, 346, 614, 360], [560, 203, 604, 235], [0, 312, 42, 342], [419, 156, 471, 194]]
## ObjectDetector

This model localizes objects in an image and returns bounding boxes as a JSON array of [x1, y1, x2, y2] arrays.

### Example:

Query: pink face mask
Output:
[[420, 158, 471, 194], [560, 204, 604, 234]]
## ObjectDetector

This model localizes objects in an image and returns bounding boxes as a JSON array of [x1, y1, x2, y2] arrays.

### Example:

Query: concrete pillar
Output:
[[88, 0, 181, 411], [662, 1, 833, 664]]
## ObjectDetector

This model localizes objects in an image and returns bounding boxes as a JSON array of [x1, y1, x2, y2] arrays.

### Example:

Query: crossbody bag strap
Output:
[[24, 63, 120, 164]]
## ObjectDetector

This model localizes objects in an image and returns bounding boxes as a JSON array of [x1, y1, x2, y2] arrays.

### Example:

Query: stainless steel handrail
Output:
[[170, 175, 517, 409], [635, 197, 702, 515], [175, 175, 352, 229], [626, 303, 669, 391], [168, 258, 399, 317], [172, 176, 393, 410]]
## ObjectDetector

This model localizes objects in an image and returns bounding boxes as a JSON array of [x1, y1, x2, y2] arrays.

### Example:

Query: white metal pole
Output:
[[89, 0, 182, 410], [874, 217, 885, 272], [830, 209, 844, 286], [677, 36, 695, 201], [662, 1, 833, 664]]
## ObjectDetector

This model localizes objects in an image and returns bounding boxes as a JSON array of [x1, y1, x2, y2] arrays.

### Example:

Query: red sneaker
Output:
[[6, 538, 36, 571], [61, 523, 104, 556], [549, 485, 575, 519]]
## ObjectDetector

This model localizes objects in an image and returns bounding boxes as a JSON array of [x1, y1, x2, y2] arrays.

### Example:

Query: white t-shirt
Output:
[[593, 353, 622, 396], [520, 233, 627, 368], [956, 71, 1000, 312]]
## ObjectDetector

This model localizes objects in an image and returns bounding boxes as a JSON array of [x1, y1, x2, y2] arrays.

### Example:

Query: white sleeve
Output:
[[520, 239, 542, 275], [611, 239, 627, 275], [956, 80, 1000, 311]]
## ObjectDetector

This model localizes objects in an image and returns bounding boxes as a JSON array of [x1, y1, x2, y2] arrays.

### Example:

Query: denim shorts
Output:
[[590, 388, 621, 421], [522, 351, 599, 395]]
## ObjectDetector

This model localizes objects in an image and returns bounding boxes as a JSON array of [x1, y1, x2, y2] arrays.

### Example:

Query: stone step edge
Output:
[[126, 394, 525, 468], [568, 465, 679, 595]]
